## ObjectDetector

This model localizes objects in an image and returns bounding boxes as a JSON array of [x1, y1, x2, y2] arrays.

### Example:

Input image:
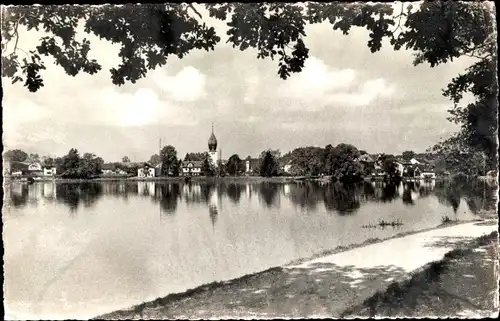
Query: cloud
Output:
[[278, 56, 396, 108], [280, 56, 357, 99], [325, 78, 396, 107], [150, 66, 207, 102], [97, 87, 200, 127]]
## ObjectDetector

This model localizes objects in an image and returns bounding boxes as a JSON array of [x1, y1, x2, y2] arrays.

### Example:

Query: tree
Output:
[[42, 156, 54, 167], [217, 160, 227, 177], [160, 145, 178, 176], [327, 143, 363, 183], [379, 154, 400, 180], [61, 148, 80, 174], [4, 149, 28, 162], [402, 150, 416, 161], [226, 154, 243, 176], [27, 153, 40, 163], [59, 149, 104, 178], [122, 156, 130, 163], [184, 152, 208, 161], [259, 150, 279, 177], [289, 146, 324, 176], [149, 154, 161, 166], [201, 157, 215, 176], [323, 144, 335, 175], [3, 3, 496, 167]]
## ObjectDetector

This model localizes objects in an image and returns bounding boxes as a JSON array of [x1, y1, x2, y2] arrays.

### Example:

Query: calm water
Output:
[[3, 179, 497, 319]]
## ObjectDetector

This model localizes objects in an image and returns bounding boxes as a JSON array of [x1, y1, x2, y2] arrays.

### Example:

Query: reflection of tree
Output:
[[201, 183, 216, 203], [5, 184, 29, 208], [380, 182, 400, 203], [181, 183, 215, 204], [417, 182, 434, 198], [361, 182, 376, 202], [435, 178, 497, 215], [226, 183, 243, 204], [153, 183, 181, 214], [258, 182, 280, 208], [288, 182, 322, 210], [56, 183, 103, 214], [323, 183, 361, 215], [402, 182, 416, 206]]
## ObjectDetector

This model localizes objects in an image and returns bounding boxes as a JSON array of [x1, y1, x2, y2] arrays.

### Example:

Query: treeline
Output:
[[4, 148, 106, 178]]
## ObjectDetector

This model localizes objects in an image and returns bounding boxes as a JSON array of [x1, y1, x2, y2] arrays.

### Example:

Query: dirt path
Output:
[[342, 230, 499, 318]]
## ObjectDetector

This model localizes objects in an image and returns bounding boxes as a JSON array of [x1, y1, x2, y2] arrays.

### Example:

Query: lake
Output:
[[3, 178, 497, 319]]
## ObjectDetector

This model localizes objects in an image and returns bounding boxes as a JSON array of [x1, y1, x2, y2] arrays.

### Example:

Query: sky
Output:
[[2, 3, 479, 163]]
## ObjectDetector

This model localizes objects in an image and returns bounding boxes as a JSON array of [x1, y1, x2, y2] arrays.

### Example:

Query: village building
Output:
[[180, 160, 202, 176], [137, 163, 156, 178]]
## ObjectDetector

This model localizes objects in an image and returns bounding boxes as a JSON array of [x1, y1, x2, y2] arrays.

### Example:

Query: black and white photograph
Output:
[[2, 1, 499, 319]]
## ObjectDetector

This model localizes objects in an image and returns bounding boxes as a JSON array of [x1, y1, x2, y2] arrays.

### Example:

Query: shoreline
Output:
[[3, 175, 328, 184], [94, 218, 497, 319], [3, 175, 463, 184]]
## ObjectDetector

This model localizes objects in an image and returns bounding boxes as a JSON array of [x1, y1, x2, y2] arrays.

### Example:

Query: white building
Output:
[[28, 163, 42, 171], [43, 167, 57, 176], [181, 161, 202, 176], [137, 164, 155, 178]]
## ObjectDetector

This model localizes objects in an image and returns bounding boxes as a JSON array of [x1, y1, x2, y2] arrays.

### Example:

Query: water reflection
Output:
[[153, 183, 181, 214], [258, 182, 280, 208], [323, 183, 361, 215], [4, 179, 497, 218], [226, 183, 243, 205]]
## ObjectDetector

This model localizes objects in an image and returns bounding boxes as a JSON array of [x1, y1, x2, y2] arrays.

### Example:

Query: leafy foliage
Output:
[[402, 150, 416, 161], [160, 145, 178, 176], [148, 153, 161, 166], [259, 150, 279, 177], [226, 154, 243, 176], [201, 156, 215, 176], [59, 148, 104, 178], [288, 146, 324, 176], [326, 143, 363, 183], [4, 149, 28, 162], [2, 2, 497, 170], [378, 154, 401, 180], [184, 152, 208, 161]]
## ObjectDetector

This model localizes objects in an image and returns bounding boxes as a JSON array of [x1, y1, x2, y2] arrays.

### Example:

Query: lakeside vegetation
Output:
[[4, 142, 496, 183]]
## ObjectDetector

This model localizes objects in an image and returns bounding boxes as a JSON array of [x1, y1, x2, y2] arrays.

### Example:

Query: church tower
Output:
[[208, 123, 218, 167]]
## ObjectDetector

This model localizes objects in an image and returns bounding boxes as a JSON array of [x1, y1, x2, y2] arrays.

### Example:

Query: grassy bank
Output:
[[341, 231, 499, 318]]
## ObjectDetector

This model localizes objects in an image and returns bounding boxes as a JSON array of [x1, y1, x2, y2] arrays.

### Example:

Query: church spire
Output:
[[208, 122, 218, 152]]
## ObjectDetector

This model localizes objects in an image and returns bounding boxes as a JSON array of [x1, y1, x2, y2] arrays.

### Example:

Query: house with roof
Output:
[[6, 161, 29, 176], [358, 154, 375, 164], [137, 163, 156, 178], [102, 163, 116, 176], [417, 164, 436, 179], [181, 160, 202, 176], [102, 163, 129, 176]]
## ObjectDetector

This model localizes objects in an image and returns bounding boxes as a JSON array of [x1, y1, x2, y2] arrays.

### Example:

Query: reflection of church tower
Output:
[[208, 123, 219, 167], [209, 187, 219, 230]]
